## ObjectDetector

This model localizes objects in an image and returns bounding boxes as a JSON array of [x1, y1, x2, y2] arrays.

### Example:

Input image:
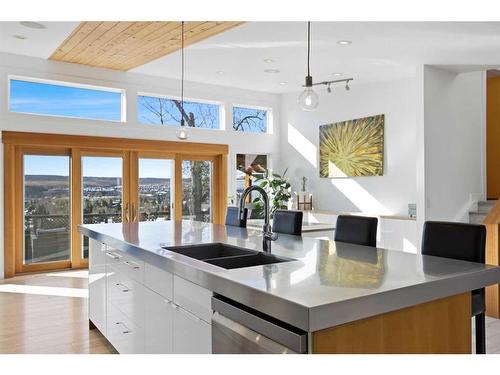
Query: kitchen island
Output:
[[79, 220, 500, 354]]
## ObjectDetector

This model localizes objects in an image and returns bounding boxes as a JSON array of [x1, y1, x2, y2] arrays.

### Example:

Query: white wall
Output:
[[279, 77, 417, 217], [419, 67, 486, 230], [0, 52, 282, 278]]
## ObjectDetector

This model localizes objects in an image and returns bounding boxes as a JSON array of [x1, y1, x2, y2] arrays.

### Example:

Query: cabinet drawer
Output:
[[144, 262, 173, 300], [173, 275, 212, 323], [107, 302, 144, 354], [107, 264, 146, 326], [173, 304, 212, 354], [144, 287, 174, 354], [105, 248, 144, 283]]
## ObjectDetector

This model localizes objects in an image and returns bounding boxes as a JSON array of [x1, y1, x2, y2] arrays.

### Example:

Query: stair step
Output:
[[469, 212, 487, 225], [477, 200, 498, 213]]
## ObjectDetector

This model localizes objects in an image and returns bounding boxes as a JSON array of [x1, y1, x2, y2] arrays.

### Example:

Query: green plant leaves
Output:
[[249, 168, 291, 217]]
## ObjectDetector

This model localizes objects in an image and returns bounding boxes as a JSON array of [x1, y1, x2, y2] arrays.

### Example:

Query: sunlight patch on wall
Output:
[[328, 161, 347, 177], [403, 237, 418, 253], [330, 179, 392, 215], [287, 123, 317, 168]]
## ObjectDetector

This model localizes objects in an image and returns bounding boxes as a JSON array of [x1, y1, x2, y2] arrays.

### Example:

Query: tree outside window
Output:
[[138, 95, 219, 129], [232, 106, 268, 133]]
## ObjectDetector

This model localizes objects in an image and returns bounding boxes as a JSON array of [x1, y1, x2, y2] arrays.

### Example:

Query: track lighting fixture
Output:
[[298, 22, 353, 110]]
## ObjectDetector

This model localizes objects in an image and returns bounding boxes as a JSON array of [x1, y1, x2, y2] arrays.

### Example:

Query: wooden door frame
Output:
[[3, 131, 228, 278]]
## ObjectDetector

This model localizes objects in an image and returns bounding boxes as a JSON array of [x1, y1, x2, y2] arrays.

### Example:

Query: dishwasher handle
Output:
[[212, 312, 298, 354], [211, 295, 307, 354]]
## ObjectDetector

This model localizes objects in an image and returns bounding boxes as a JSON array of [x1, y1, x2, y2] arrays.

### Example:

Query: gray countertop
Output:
[[79, 220, 500, 332]]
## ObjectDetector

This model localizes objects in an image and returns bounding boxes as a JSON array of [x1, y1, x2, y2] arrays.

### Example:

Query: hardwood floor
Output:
[[0, 270, 115, 354], [1, 269, 500, 354]]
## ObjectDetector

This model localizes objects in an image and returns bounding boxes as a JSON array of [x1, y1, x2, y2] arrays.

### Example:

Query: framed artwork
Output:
[[319, 114, 384, 178]]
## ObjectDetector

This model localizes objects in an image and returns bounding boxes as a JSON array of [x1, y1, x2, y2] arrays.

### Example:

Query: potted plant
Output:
[[252, 168, 291, 217]]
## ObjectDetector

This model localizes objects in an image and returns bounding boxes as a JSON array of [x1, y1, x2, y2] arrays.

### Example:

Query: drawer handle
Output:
[[115, 321, 132, 334], [123, 260, 140, 269], [115, 282, 130, 292], [106, 252, 122, 260]]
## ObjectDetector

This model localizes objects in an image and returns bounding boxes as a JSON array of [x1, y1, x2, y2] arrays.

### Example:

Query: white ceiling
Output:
[[2, 21, 500, 93], [133, 22, 500, 93], [0, 22, 78, 59]]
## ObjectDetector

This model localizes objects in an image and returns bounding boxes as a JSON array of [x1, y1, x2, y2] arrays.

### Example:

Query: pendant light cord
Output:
[[181, 21, 185, 125], [307, 21, 311, 77]]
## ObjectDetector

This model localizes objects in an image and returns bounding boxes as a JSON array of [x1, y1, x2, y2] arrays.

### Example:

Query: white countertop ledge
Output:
[[79, 220, 500, 332]]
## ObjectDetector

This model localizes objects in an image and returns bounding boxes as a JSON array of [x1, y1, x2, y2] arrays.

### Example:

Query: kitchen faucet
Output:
[[239, 185, 278, 252]]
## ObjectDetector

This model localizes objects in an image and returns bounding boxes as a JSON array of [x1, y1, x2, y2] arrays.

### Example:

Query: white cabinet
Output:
[[107, 302, 145, 354], [107, 264, 146, 325], [172, 275, 213, 354], [105, 248, 145, 283], [145, 262, 173, 300], [144, 287, 174, 353], [87, 239, 213, 354], [173, 275, 213, 323], [88, 239, 107, 335], [379, 218, 418, 253], [173, 303, 212, 354]]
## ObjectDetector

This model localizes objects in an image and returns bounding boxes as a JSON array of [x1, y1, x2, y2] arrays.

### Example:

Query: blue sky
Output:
[[24, 155, 172, 179], [10, 80, 122, 121]]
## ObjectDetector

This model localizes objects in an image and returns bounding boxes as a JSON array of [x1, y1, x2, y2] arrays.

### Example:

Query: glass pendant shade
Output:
[[176, 123, 188, 140], [298, 86, 319, 111]]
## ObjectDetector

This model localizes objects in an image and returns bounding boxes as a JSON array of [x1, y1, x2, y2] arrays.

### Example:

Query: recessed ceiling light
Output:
[[279, 81, 288, 85], [216, 71, 225, 75], [19, 21, 46, 30], [332, 73, 342, 77], [264, 69, 280, 74], [13, 35, 27, 40], [337, 40, 352, 46], [263, 58, 276, 63]]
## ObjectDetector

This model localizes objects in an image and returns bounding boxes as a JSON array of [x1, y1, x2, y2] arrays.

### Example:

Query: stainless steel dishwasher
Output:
[[211, 295, 308, 354]]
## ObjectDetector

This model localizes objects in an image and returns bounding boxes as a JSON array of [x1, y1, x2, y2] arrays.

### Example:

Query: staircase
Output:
[[469, 200, 498, 224]]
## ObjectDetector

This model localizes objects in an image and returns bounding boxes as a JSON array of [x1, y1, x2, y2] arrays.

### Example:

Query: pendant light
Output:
[[298, 21, 319, 111], [176, 21, 188, 140]]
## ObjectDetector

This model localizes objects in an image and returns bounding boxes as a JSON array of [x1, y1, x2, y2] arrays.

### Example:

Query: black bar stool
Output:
[[334, 215, 378, 247], [272, 210, 303, 236], [421, 221, 486, 354], [225, 206, 248, 228]]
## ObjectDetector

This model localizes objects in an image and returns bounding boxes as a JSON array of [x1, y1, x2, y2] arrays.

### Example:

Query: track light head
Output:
[[345, 82, 350, 91], [327, 84, 332, 94]]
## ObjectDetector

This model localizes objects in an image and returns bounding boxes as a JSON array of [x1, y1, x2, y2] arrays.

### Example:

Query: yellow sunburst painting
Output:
[[319, 114, 384, 177]]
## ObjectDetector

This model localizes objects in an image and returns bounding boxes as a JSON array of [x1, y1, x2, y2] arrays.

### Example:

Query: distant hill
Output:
[[26, 175, 170, 187]]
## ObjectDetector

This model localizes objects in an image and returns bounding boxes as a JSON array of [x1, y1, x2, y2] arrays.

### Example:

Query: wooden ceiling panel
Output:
[[50, 21, 243, 71]]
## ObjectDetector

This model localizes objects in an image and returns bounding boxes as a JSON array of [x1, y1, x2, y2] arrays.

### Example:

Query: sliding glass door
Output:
[[5, 132, 227, 277], [81, 153, 125, 259], [20, 149, 72, 273], [135, 155, 174, 222]]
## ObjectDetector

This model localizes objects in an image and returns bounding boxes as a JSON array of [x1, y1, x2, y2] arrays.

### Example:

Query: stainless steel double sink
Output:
[[162, 243, 296, 269]]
